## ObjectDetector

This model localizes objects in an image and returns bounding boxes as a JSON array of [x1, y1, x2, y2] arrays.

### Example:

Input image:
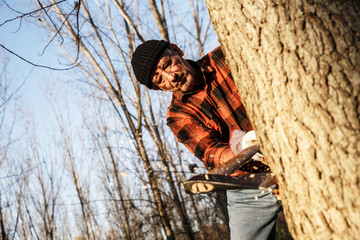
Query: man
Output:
[[131, 40, 281, 240]]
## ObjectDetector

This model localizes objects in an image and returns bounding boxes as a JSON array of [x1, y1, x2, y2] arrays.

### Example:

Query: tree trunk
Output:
[[206, 0, 360, 239]]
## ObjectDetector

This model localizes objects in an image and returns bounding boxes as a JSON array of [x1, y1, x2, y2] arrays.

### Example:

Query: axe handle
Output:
[[208, 142, 259, 176]]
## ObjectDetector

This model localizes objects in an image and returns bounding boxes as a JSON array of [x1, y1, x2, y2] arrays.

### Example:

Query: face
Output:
[[151, 45, 200, 93]]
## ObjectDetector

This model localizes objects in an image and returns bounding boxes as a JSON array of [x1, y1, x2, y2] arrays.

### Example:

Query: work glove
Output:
[[229, 129, 264, 161]]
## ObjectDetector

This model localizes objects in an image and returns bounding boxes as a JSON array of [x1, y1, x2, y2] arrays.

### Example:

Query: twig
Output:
[[36, 0, 65, 46], [38, 1, 80, 56], [0, 44, 80, 71], [0, 0, 66, 27]]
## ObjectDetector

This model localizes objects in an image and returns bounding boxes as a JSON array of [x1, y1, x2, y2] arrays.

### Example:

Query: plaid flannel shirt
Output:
[[166, 46, 253, 169]]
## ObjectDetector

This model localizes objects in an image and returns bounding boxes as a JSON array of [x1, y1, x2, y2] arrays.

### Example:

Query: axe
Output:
[[183, 142, 277, 194]]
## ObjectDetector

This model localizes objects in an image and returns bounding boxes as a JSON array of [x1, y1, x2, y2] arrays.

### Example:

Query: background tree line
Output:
[[0, 0, 230, 239], [3, 0, 358, 239]]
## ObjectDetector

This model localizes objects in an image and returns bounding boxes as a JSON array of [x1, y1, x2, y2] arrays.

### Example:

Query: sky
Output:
[[0, 1, 90, 188], [0, 0, 218, 171], [0, 0, 218, 122], [0, 1, 68, 120], [0, 0, 219, 141], [0, 2, 216, 236]]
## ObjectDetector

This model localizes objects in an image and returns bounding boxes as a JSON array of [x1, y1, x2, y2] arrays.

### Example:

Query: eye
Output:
[[160, 57, 171, 70], [152, 72, 163, 85], [157, 75, 163, 84], [163, 60, 170, 69]]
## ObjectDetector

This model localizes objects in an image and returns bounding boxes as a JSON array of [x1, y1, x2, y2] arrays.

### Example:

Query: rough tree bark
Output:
[[206, 0, 360, 239]]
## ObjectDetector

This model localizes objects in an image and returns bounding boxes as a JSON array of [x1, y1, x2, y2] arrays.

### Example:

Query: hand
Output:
[[229, 130, 264, 160], [229, 129, 246, 155], [229, 129, 252, 155]]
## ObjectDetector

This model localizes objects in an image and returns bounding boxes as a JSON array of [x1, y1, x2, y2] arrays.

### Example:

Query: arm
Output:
[[167, 113, 231, 169], [219, 148, 235, 165]]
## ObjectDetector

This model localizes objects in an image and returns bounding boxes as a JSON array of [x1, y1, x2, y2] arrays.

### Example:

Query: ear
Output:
[[169, 43, 184, 57]]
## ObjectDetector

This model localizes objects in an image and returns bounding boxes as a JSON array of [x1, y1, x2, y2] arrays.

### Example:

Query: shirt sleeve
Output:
[[167, 110, 229, 169]]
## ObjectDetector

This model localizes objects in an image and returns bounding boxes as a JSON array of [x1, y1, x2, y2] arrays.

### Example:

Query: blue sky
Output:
[[0, 2, 217, 236], [0, 0, 218, 159], [0, 2, 88, 174], [0, 1, 79, 132], [1, 1, 81, 98]]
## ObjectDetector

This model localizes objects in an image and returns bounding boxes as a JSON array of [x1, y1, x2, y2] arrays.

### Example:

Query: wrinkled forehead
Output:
[[153, 48, 173, 69]]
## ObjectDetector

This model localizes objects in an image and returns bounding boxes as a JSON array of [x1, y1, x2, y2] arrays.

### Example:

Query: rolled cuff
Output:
[[205, 145, 228, 169]]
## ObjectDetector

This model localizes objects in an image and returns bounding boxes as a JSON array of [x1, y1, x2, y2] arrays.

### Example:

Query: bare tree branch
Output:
[[0, 44, 80, 70], [0, 0, 66, 27]]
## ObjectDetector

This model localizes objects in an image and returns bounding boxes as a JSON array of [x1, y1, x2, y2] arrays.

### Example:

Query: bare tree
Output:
[[82, 104, 136, 240], [31, 0, 216, 239], [54, 105, 96, 239], [0, 51, 28, 240], [25, 128, 63, 240]]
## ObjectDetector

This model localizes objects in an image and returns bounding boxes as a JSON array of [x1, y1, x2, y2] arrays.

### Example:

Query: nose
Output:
[[162, 71, 177, 82]]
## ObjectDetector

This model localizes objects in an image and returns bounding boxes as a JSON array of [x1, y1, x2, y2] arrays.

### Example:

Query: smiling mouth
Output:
[[176, 75, 185, 87]]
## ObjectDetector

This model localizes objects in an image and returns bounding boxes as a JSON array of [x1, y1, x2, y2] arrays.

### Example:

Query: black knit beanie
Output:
[[131, 40, 170, 89]]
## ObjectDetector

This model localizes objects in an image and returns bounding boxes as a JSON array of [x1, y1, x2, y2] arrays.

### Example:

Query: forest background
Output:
[[0, 0, 229, 239], [3, 1, 358, 239]]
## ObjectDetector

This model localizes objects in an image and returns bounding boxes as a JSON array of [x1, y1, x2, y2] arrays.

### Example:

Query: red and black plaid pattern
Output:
[[166, 47, 253, 169]]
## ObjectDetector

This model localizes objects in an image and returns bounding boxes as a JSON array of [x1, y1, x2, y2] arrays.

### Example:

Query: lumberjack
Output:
[[131, 40, 282, 240]]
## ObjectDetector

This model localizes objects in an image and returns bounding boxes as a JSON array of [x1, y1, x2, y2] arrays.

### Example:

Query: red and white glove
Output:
[[229, 130, 264, 161]]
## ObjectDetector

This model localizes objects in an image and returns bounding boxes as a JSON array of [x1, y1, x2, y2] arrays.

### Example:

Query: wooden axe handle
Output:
[[208, 142, 259, 176]]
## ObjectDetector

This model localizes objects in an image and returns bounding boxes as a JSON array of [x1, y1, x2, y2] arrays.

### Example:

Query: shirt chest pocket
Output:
[[204, 118, 217, 130], [202, 117, 223, 139]]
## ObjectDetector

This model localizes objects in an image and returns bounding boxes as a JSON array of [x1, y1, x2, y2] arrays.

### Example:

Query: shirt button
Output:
[[231, 123, 234, 126], [218, 107, 221, 110]]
